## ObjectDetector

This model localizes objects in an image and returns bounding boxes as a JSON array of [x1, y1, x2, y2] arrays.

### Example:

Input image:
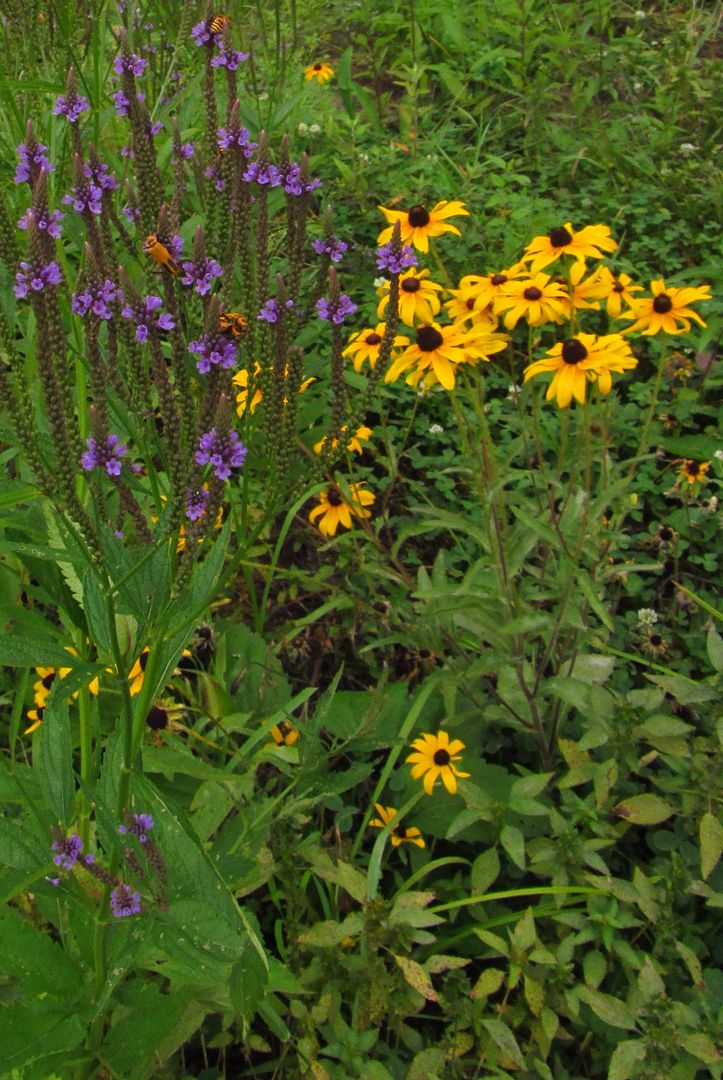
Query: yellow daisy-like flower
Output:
[[308, 482, 375, 538], [304, 62, 333, 84], [562, 262, 611, 314], [385, 322, 507, 392], [369, 804, 425, 848], [233, 364, 263, 415], [523, 332, 637, 408], [406, 730, 469, 795], [342, 322, 410, 373], [523, 222, 618, 274], [444, 275, 499, 331], [269, 720, 299, 746], [678, 460, 710, 485], [466, 264, 528, 312], [128, 648, 150, 697], [595, 268, 644, 319], [377, 200, 469, 253], [494, 272, 569, 330], [621, 278, 711, 335], [25, 648, 100, 734], [314, 424, 372, 456], [377, 267, 444, 327]]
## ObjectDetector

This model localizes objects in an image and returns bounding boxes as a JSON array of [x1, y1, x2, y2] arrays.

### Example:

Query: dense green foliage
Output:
[[0, 1, 721, 1078]]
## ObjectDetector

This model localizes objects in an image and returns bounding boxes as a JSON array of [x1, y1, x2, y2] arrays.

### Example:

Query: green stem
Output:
[[430, 884, 606, 913]]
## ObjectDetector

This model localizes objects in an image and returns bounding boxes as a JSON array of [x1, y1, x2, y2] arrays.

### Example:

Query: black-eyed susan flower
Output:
[[26, 648, 100, 734], [342, 322, 410, 372], [678, 459, 710, 485], [406, 730, 469, 795], [523, 332, 636, 408], [233, 364, 263, 415], [377, 267, 444, 326], [644, 631, 669, 659], [369, 804, 425, 848], [269, 720, 299, 746], [128, 648, 150, 696], [385, 322, 507, 392], [308, 482, 375, 538], [563, 262, 610, 313], [622, 279, 710, 335], [314, 424, 372, 455], [595, 268, 644, 319], [444, 275, 499, 331], [523, 223, 617, 273], [377, 200, 468, 253], [468, 264, 528, 312], [305, 62, 333, 84], [494, 272, 569, 330]]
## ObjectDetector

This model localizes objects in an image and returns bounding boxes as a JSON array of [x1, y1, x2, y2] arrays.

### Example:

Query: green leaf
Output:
[[613, 794, 674, 826], [681, 1032, 721, 1066], [393, 954, 438, 1001], [647, 674, 716, 706], [707, 625, 723, 675], [500, 824, 525, 869], [98, 983, 206, 1078], [577, 986, 638, 1030], [471, 968, 505, 999], [0, 1004, 86, 1073], [35, 693, 74, 825], [700, 811, 723, 880], [0, 906, 84, 999], [482, 1017, 525, 1066], [0, 635, 77, 667], [608, 1039, 647, 1080], [81, 569, 113, 657], [471, 848, 500, 894], [229, 937, 268, 1023]]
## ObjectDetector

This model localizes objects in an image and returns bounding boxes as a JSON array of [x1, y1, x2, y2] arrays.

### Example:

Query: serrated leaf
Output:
[[298, 914, 363, 947], [608, 1039, 647, 1080], [700, 811, 723, 880], [35, 692, 74, 825], [229, 938, 268, 1023], [577, 986, 638, 1030], [613, 794, 674, 826], [392, 954, 438, 1001]]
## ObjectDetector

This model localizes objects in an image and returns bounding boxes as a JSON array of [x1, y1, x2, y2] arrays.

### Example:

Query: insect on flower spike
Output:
[[219, 311, 249, 337], [144, 234, 179, 276]]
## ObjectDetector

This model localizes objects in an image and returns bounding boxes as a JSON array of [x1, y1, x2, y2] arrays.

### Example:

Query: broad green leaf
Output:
[[229, 937, 268, 1023], [500, 824, 525, 869], [681, 1032, 721, 1065], [298, 914, 364, 947], [471, 848, 500, 894], [0, 635, 77, 667], [0, 906, 84, 999], [0, 1004, 86, 1073], [471, 968, 505, 999], [577, 986, 638, 1030], [512, 908, 536, 951], [613, 794, 674, 826], [482, 1018, 525, 1067], [707, 625, 723, 674], [393, 954, 438, 1001], [98, 983, 206, 1079], [608, 1039, 647, 1080], [35, 693, 74, 825], [700, 811, 723, 880]]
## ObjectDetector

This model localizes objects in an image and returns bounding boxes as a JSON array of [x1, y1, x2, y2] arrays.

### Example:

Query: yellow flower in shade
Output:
[[563, 262, 611, 313], [444, 276, 499, 331], [128, 648, 150, 696], [467, 264, 528, 312], [406, 730, 469, 795], [377, 268, 444, 327], [308, 482, 375, 538], [342, 322, 410, 372], [25, 648, 101, 735], [621, 279, 711, 335], [386, 322, 507, 392], [523, 222, 618, 273], [233, 364, 263, 415], [523, 333, 637, 408], [494, 272, 569, 330], [369, 804, 425, 848], [269, 720, 299, 746], [595, 268, 644, 319], [377, 200, 469, 253], [314, 424, 372, 455], [679, 460, 710, 485], [305, 62, 333, 83]]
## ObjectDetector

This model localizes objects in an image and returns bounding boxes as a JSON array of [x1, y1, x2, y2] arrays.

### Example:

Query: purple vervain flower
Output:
[[18, 208, 64, 239], [188, 331, 237, 374], [167, 235, 184, 259], [218, 127, 257, 156], [204, 164, 225, 192], [112, 88, 146, 118], [316, 294, 357, 325], [81, 434, 127, 477], [211, 44, 249, 69], [173, 141, 195, 160], [375, 241, 417, 274], [257, 298, 294, 324], [85, 160, 118, 192], [196, 428, 248, 481], [52, 834, 83, 870], [243, 160, 282, 186], [113, 52, 146, 77], [312, 236, 348, 263], [147, 120, 163, 138], [53, 91, 90, 123], [72, 280, 119, 320], [14, 142, 54, 184], [110, 883, 142, 917], [120, 294, 175, 341], [62, 181, 103, 216], [191, 20, 212, 45], [186, 487, 210, 521], [281, 162, 321, 196], [122, 204, 141, 223], [119, 812, 154, 844], [181, 255, 223, 297], [14, 259, 62, 298]]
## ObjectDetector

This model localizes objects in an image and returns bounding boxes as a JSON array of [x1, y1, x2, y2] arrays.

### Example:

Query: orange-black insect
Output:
[[210, 13, 231, 33], [144, 234, 179, 276], [219, 312, 248, 337]]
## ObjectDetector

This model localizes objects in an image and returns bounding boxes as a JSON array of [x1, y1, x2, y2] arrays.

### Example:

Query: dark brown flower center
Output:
[[140, 650, 150, 671], [408, 204, 430, 227], [490, 273, 507, 286], [686, 462, 699, 475], [650, 634, 662, 647], [365, 332, 382, 345], [433, 748, 450, 765], [659, 526, 673, 541], [653, 293, 673, 313], [549, 225, 573, 247], [313, 63, 322, 70], [561, 338, 588, 365], [278, 721, 292, 736], [42, 672, 56, 690], [392, 824, 406, 838], [466, 298, 475, 309], [612, 280, 625, 293], [327, 485, 343, 506], [523, 286, 543, 301], [402, 278, 421, 293], [146, 705, 168, 730], [416, 324, 444, 352]]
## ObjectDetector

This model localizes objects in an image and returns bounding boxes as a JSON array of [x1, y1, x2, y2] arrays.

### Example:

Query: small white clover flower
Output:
[[634, 9, 646, 19], [373, 276, 387, 289], [298, 122, 309, 135], [702, 496, 719, 514], [429, 423, 444, 435], [680, 142, 697, 155], [507, 384, 523, 400], [713, 449, 723, 461], [358, 151, 370, 163], [637, 608, 659, 628], [309, 123, 321, 134]]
